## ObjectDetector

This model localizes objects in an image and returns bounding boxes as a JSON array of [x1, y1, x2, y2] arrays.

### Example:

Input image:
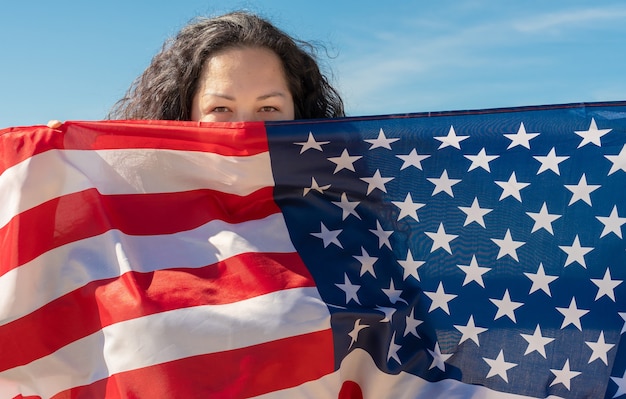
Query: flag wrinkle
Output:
[[0, 287, 331, 399], [0, 186, 279, 274], [0, 148, 273, 232], [0, 213, 296, 326], [0, 252, 312, 373], [49, 330, 334, 399]]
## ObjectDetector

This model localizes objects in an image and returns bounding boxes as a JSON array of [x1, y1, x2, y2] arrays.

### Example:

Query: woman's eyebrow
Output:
[[202, 92, 287, 101], [257, 92, 288, 101], [202, 92, 235, 100]]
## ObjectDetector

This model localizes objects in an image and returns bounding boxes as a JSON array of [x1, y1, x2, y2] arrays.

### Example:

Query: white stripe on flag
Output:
[[0, 213, 295, 325], [0, 148, 274, 229], [0, 287, 330, 399], [251, 349, 541, 399]]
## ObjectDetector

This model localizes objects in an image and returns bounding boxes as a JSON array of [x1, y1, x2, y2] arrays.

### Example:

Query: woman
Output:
[[108, 11, 344, 122]]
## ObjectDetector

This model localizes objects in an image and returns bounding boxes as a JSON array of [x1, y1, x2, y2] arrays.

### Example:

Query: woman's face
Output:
[[191, 47, 295, 122]]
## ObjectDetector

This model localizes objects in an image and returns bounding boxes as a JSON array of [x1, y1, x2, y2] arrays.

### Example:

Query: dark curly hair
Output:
[[108, 11, 344, 120]]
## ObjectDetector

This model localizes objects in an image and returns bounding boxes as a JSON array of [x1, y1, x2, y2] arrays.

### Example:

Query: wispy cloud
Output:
[[512, 6, 626, 34], [334, 4, 626, 115]]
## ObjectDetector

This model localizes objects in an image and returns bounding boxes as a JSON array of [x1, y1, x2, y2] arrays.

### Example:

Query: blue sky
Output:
[[2, 0, 625, 128]]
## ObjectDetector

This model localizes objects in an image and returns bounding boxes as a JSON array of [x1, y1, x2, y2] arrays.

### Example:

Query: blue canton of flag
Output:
[[267, 102, 626, 398]]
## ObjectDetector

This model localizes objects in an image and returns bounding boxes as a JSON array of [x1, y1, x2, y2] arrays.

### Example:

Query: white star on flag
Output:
[[397, 148, 430, 170], [495, 172, 530, 202], [303, 177, 331, 196], [575, 117, 612, 148], [392, 193, 425, 221], [459, 197, 492, 228], [387, 332, 402, 364], [465, 148, 499, 172], [591, 268, 622, 301], [332, 193, 361, 220], [491, 229, 525, 261], [565, 174, 601, 206], [533, 147, 569, 175], [428, 342, 452, 371], [354, 247, 377, 277], [382, 280, 408, 305], [404, 308, 424, 338], [490, 289, 524, 322], [335, 273, 361, 305], [348, 319, 368, 348], [376, 306, 397, 323], [596, 205, 626, 238], [520, 325, 554, 358], [369, 220, 394, 249], [606, 144, 626, 175], [425, 223, 458, 254], [435, 125, 469, 149], [504, 122, 539, 149], [611, 370, 626, 399], [360, 169, 394, 195], [457, 255, 491, 287], [427, 169, 462, 197], [585, 331, 614, 365], [454, 315, 487, 346], [559, 235, 593, 268], [311, 222, 343, 248], [483, 350, 517, 383], [424, 282, 457, 314], [294, 132, 329, 153], [556, 298, 589, 330], [524, 263, 558, 296], [526, 202, 561, 234], [365, 128, 399, 150], [550, 359, 581, 390], [327, 149, 362, 173], [398, 250, 424, 281]]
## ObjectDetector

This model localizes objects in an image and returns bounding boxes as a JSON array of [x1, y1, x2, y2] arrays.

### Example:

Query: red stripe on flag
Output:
[[0, 186, 278, 276], [0, 126, 65, 173], [50, 330, 334, 399], [0, 252, 314, 372], [64, 120, 269, 154], [339, 381, 364, 399], [0, 121, 268, 174]]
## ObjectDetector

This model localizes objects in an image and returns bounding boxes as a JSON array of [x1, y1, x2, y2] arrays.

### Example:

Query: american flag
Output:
[[1, 102, 625, 398]]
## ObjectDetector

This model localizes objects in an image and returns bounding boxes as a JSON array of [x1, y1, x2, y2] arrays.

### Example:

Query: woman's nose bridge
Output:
[[234, 109, 260, 122]]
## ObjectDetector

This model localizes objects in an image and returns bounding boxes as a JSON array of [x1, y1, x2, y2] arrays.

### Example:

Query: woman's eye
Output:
[[259, 106, 279, 113], [212, 107, 231, 113]]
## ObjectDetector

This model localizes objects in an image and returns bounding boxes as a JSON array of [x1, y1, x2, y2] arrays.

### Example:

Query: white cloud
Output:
[[512, 6, 626, 34], [333, 4, 626, 115]]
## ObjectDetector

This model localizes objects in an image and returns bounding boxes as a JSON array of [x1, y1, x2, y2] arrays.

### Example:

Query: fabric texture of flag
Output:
[[1, 101, 626, 398]]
